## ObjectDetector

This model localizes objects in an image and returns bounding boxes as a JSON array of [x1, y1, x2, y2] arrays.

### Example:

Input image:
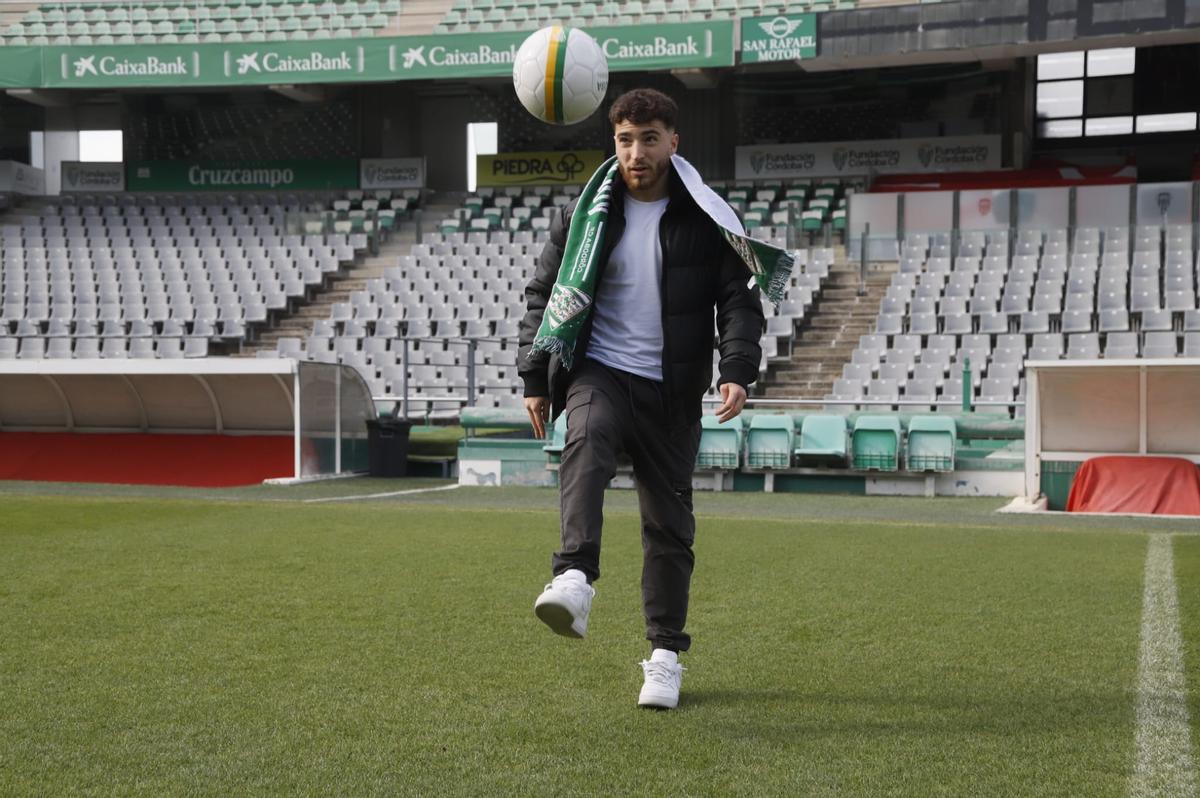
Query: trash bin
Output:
[[366, 418, 412, 477]]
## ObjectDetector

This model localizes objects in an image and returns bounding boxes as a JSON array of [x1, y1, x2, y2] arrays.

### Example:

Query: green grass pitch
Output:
[[1, 480, 1197, 796]]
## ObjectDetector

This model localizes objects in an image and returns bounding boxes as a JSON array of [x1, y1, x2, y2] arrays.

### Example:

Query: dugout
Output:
[[0, 359, 373, 486]]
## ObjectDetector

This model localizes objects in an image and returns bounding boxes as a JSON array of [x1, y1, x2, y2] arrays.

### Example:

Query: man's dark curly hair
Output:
[[608, 88, 678, 130]]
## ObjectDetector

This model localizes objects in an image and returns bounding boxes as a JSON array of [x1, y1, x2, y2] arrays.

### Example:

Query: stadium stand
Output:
[[2, 0, 403, 45], [0, 192, 376, 360], [252, 184, 837, 416], [827, 220, 1200, 416]]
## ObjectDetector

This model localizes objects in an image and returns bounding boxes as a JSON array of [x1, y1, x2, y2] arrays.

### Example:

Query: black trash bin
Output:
[[366, 418, 413, 477]]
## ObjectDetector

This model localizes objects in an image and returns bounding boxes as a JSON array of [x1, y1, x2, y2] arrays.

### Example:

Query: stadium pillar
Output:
[[42, 106, 80, 196]]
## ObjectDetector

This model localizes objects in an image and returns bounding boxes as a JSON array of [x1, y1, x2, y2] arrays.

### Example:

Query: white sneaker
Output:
[[638, 658, 685, 709], [533, 569, 594, 638]]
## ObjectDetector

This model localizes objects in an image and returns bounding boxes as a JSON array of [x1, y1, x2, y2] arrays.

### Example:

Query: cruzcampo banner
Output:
[[127, 159, 360, 191], [477, 150, 605, 187], [740, 13, 817, 63]]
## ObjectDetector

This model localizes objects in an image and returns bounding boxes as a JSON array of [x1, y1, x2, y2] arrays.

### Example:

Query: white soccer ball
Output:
[[512, 26, 609, 126]]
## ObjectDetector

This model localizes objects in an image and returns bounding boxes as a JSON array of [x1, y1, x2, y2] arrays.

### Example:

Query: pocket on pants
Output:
[[563, 389, 593, 446]]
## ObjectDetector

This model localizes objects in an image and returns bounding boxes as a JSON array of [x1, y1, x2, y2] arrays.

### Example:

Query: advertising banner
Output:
[[360, 157, 425, 189], [36, 23, 734, 90], [735, 135, 1002, 179], [0, 161, 44, 195], [61, 161, 125, 192], [740, 14, 817, 63], [476, 150, 606, 187], [126, 159, 359, 191]]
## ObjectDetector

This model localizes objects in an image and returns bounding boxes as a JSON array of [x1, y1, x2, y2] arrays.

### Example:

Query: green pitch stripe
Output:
[[551, 27, 569, 124]]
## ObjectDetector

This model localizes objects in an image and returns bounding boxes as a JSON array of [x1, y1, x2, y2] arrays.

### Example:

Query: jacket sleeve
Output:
[[714, 243, 766, 391], [517, 199, 576, 397]]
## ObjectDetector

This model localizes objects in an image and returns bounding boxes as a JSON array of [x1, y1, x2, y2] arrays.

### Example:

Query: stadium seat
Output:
[[794, 415, 847, 466], [851, 416, 901, 471], [746, 415, 794, 469], [697, 415, 743, 469], [905, 416, 956, 472]]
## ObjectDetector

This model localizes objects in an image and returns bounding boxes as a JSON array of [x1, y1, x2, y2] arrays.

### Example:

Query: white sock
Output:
[[650, 648, 678, 666], [560, 568, 587, 583]]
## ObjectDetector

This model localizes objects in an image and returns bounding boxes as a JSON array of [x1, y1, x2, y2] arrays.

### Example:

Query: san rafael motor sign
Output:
[[741, 13, 817, 63]]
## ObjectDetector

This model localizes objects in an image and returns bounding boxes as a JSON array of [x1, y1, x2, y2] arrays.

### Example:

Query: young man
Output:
[[518, 88, 764, 709]]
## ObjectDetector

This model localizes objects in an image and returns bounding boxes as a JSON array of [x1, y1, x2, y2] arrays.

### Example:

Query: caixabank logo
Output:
[[62, 52, 199, 82], [224, 47, 364, 78]]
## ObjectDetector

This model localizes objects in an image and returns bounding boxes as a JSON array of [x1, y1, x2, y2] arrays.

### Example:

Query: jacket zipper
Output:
[[658, 207, 672, 418]]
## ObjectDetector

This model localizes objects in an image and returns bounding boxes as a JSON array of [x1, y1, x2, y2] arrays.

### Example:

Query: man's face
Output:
[[613, 119, 678, 197]]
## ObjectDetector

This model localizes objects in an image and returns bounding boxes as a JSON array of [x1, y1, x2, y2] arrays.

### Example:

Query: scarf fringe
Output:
[[530, 334, 575, 370], [764, 250, 794, 305]]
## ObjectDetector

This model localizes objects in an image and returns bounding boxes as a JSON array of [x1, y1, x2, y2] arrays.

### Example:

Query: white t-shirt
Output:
[[586, 194, 668, 381]]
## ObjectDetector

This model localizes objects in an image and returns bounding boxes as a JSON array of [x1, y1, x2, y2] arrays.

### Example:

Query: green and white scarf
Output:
[[530, 153, 793, 369]]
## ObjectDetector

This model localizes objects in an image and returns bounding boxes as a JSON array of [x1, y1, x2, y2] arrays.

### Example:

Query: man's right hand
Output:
[[525, 396, 549, 439]]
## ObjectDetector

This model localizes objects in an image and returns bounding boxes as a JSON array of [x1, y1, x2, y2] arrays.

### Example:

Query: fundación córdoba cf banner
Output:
[[735, 135, 1002, 180]]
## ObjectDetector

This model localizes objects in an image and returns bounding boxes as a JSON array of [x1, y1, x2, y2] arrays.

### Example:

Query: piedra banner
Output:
[[476, 150, 606, 187]]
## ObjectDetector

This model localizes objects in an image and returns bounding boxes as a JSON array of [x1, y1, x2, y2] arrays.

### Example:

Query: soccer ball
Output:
[[512, 26, 609, 126]]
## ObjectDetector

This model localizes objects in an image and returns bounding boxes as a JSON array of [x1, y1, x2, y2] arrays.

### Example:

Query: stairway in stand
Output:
[[757, 259, 892, 401]]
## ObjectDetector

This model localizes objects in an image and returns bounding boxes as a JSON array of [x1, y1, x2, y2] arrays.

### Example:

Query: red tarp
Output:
[[0, 432, 294, 487], [1066, 456, 1200, 516]]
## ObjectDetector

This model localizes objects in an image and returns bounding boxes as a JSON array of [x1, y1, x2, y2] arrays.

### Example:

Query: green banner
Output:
[[0, 46, 45, 88], [740, 14, 817, 63], [34, 22, 734, 89], [126, 159, 359, 191]]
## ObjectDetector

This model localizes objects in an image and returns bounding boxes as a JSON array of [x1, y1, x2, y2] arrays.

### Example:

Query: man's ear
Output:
[[670, 132, 679, 155]]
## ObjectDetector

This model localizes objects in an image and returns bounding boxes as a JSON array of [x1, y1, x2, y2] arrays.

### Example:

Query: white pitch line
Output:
[[303, 483, 463, 504], [1131, 534, 1198, 798]]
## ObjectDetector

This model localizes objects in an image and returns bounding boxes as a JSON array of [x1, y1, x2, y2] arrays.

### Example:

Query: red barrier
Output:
[[1066, 456, 1200, 516], [0, 432, 293, 487]]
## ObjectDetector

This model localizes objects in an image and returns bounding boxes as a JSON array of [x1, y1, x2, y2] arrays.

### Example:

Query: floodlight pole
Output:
[[858, 222, 869, 297]]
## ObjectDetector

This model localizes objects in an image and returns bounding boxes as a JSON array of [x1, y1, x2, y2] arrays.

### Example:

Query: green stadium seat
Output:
[[85, 6, 106, 24], [67, 7, 86, 23], [154, 19, 173, 35], [302, 15, 322, 29], [746, 415, 794, 469], [318, 0, 337, 14], [73, 33, 94, 44], [382, 0, 400, 12], [295, 3, 316, 17], [852, 416, 901, 471], [232, 5, 253, 20], [263, 17, 281, 31], [170, 6, 190, 22], [149, 6, 169, 23], [267, 29, 287, 39], [222, 30, 245, 41], [198, 19, 217, 33], [25, 21, 47, 36], [794, 415, 848, 465], [905, 416, 956, 472], [23, 9, 43, 23], [276, 4, 295, 18], [368, 11, 387, 25], [361, 0, 381, 12], [211, 5, 230, 21], [697, 415, 743, 469]]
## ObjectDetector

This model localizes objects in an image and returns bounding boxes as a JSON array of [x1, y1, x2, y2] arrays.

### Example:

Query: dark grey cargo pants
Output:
[[552, 358, 702, 652]]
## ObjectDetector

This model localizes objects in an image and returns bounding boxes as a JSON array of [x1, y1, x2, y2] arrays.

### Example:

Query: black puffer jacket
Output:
[[518, 165, 765, 423]]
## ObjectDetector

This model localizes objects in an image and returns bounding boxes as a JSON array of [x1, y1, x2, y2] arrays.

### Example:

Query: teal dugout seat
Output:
[[905, 416, 956, 472], [795, 414, 848, 466], [852, 415, 901, 471], [746, 414, 794, 469], [697, 415, 743, 469]]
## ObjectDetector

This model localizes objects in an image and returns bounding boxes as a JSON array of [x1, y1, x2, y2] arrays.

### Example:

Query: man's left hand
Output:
[[715, 382, 747, 423]]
